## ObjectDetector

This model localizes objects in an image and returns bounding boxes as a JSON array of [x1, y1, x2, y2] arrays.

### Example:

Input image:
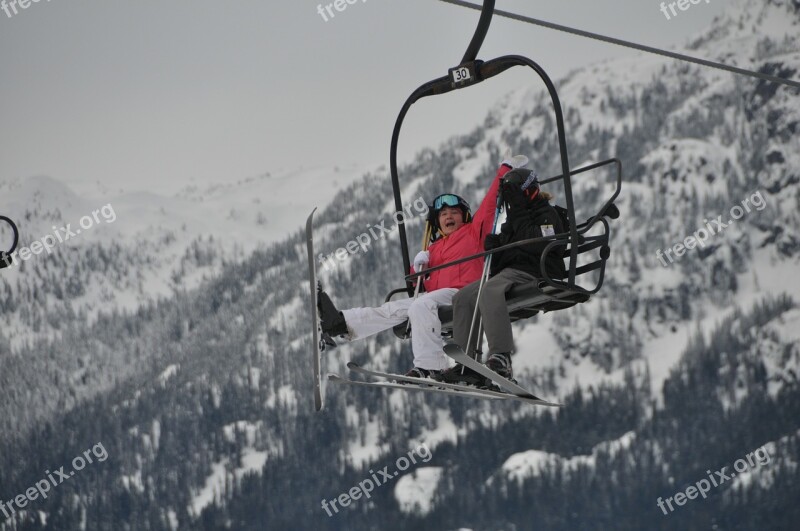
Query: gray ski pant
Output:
[[451, 267, 538, 357]]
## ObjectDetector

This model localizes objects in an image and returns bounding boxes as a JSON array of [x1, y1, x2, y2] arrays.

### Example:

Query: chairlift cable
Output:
[[439, 0, 800, 90]]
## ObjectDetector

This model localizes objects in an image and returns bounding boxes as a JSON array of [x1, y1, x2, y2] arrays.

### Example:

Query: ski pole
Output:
[[406, 221, 432, 336], [474, 321, 484, 363], [406, 266, 423, 336], [464, 181, 505, 360]]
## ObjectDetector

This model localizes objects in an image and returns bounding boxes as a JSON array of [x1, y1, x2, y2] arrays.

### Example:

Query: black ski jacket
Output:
[[490, 197, 567, 280]]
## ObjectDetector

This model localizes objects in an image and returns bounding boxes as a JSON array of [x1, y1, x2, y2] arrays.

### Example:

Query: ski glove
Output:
[[484, 234, 505, 251], [501, 153, 530, 170], [413, 250, 430, 272]]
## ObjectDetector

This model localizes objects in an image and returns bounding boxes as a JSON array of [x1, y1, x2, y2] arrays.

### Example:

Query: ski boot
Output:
[[435, 363, 486, 387], [317, 289, 348, 346], [402, 367, 442, 381], [485, 353, 515, 383]]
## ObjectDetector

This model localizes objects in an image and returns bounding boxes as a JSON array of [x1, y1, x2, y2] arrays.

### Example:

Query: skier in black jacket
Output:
[[438, 168, 566, 385]]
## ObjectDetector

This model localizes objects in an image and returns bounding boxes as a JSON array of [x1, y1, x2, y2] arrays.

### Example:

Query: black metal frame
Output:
[[390, 53, 582, 284], [0, 215, 19, 269], [391, 0, 582, 294]]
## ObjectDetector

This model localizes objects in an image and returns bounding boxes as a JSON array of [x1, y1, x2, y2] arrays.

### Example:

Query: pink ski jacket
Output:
[[417, 164, 510, 291]]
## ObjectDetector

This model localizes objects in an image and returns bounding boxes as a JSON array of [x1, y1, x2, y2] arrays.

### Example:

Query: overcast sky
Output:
[[0, 0, 727, 196]]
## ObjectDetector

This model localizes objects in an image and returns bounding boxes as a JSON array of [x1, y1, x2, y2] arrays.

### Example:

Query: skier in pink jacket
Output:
[[318, 154, 528, 378]]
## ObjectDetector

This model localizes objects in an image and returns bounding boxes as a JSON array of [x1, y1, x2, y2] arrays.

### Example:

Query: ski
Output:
[[443, 343, 556, 403], [346, 362, 561, 407], [328, 373, 547, 404], [305, 208, 324, 411]]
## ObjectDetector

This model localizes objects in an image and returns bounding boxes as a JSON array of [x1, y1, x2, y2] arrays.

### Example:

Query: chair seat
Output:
[[439, 280, 589, 329], [393, 280, 590, 339]]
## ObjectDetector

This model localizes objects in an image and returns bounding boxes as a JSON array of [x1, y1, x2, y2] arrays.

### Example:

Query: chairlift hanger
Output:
[[388, 0, 621, 322]]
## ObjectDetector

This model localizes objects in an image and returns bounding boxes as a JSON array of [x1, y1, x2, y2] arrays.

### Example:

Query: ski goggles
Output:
[[432, 194, 463, 210], [521, 172, 539, 191]]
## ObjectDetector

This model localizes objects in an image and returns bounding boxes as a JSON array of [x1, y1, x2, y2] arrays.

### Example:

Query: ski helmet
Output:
[[502, 169, 540, 201], [429, 193, 472, 230]]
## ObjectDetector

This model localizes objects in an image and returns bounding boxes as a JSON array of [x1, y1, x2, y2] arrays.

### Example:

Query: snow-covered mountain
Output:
[[0, 164, 363, 345], [1, 0, 799, 529]]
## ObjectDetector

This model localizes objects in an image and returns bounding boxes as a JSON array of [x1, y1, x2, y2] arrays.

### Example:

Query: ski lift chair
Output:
[[388, 160, 621, 339], [384, 0, 622, 340], [434, 161, 621, 335]]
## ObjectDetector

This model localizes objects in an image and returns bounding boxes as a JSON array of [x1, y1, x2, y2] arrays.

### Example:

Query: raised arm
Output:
[[469, 164, 510, 240], [470, 154, 529, 239]]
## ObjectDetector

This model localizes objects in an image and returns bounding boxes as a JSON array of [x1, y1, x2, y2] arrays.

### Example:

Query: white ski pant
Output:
[[341, 288, 458, 371]]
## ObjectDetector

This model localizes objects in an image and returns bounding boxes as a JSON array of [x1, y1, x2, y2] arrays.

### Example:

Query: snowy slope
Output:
[[0, 164, 362, 345]]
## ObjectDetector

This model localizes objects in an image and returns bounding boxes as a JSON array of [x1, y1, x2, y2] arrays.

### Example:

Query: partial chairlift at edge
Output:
[[0, 215, 19, 270]]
